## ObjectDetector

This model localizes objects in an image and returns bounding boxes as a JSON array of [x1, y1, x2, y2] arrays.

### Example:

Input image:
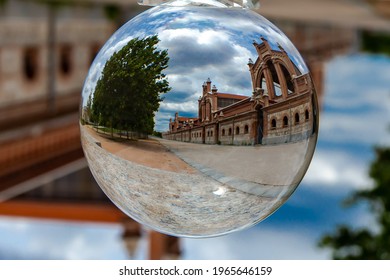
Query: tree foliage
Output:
[[319, 146, 390, 259], [361, 31, 390, 56], [91, 35, 170, 136]]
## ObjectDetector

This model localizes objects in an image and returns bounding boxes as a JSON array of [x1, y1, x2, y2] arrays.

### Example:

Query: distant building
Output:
[[0, 1, 113, 104], [0, 0, 145, 128], [164, 37, 317, 145]]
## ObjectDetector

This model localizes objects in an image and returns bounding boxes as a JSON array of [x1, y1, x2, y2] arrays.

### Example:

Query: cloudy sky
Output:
[[81, 5, 307, 132], [1, 51, 389, 259]]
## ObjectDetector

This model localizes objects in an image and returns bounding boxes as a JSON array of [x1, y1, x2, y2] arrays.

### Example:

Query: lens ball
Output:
[[80, 1, 319, 237]]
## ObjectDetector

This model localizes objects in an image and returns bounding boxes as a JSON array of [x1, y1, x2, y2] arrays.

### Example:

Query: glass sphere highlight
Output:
[[80, 2, 319, 237]]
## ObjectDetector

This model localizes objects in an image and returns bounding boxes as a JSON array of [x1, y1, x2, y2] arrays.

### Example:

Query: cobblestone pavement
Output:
[[156, 136, 316, 197], [80, 125, 315, 237]]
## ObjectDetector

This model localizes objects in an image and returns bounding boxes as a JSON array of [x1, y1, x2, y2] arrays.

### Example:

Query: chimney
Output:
[[174, 112, 179, 130], [206, 78, 211, 92], [202, 82, 207, 96]]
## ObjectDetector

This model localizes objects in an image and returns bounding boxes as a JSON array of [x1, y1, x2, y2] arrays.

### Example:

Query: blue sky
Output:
[[1, 52, 390, 259]]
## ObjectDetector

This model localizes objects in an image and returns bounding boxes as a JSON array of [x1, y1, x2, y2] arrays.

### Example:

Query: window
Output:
[[295, 113, 300, 124], [222, 129, 225, 136], [305, 109, 309, 121], [59, 45, 72, 76], [236, 126, 240, 135], [283, 116, 288, 127], [228, 128, 232, 136], [211, 131, 213, 137], [23, 47, 39, 81], [271, 119, 276, 129], [207, 131, 210, 137], [244, 125, 249, 134]]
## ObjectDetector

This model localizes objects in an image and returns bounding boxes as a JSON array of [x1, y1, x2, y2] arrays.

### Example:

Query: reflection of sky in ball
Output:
[[82, 6, 308, 132]]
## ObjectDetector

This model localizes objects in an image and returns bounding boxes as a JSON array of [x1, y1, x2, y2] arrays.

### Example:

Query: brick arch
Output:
[[269, 57, 297, 98], [254, 61, 276, 99], [250, 39, 302, 102]]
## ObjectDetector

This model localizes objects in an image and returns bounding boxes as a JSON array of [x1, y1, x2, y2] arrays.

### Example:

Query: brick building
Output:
[[164, 37, 317, 145]]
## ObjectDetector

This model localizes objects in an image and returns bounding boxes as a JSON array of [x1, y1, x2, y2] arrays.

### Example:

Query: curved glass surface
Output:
[[80, 2, 318, 237]]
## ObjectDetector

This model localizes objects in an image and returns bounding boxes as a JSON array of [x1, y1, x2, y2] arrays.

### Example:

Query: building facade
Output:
[[164, 37, 317, 145]]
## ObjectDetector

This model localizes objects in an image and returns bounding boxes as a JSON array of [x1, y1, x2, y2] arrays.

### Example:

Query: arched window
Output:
[[295, 113, 300, 124], [236, 126, 240, 135], [24, 47, 39, 81], [244, 125, 249, 134], [305, 109, 309, 121], [228, 128, 232, 136], [207, 131, 210, 137], [271, 119, 276, 129], [211, 131, 213, 137], [283, 116, 288, 127], [222, 129, 225, 136]]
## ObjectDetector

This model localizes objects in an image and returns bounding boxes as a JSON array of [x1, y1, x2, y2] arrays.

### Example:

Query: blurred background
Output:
[[0, 0, 389, 259]]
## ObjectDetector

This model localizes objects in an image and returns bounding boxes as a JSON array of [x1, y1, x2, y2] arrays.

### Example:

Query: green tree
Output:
[[91, 35, 170, 137], [362, 31, 390, 56], [319, 146, 390, 259]]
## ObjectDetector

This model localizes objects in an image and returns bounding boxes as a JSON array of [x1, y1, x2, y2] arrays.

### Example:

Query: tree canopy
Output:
[[90, 35, 170, 136], [319, 146, 390, 259]]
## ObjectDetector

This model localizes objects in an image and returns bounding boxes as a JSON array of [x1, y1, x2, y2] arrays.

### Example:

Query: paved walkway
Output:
[[84, 126, 195, 174], [80, 125, 315, 236], [156, 135, 316, 197]]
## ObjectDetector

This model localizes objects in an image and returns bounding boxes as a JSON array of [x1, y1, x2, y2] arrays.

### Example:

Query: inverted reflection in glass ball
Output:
[[80, 3, 319, 237]]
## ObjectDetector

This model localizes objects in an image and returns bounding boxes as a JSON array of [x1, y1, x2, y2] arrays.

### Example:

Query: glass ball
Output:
[[80, 0, 319, 237]]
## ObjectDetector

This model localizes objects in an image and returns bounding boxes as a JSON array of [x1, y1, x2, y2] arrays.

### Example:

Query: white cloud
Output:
[[0, 218, 128, 259], [182, 226, 329, 259], [324, 54, 390, 110], [302, 149, 373, 192], [319, 111, 390, 146], [159, 100, 198, 113], [319, 54, 390, 146]]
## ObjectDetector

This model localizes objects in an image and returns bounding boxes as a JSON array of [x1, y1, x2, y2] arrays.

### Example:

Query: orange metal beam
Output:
[[0, 200, 127, 223]]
